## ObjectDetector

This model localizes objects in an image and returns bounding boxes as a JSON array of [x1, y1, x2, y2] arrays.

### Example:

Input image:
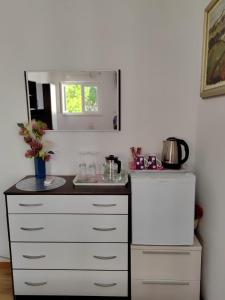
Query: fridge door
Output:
[[131, 173, 195, 245]]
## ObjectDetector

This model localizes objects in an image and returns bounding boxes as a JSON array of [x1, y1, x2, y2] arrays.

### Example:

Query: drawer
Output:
[[9, 214, 128, 242], [7, 195, 128, 214], [11, 243, 128, 270], [132, 279, 200, 300], [131, 247, 201, 281], [13, 270, 128, 296]]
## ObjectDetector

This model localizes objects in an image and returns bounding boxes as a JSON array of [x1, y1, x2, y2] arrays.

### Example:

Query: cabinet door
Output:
[[131, 174, 195, 245], [131, 248, 201, 281], [9, 214, 128, 242], [132, 279, 200, 300]]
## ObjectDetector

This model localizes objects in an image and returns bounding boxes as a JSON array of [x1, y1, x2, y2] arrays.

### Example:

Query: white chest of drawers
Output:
[[5, 176, 131, 299]]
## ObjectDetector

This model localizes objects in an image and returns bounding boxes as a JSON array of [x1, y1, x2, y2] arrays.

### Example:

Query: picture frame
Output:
[[201, 0, 225, 98]]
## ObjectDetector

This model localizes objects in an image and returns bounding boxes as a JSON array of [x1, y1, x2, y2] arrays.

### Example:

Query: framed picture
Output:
[[201, 0, 225, 98]]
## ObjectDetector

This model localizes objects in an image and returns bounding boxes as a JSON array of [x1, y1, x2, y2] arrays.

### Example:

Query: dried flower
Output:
[[17, 120, 54, 161]]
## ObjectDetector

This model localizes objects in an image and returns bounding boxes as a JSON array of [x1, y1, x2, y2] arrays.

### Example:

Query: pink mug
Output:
[[147, 155, 162, 169], [135, 156, 145, 170]]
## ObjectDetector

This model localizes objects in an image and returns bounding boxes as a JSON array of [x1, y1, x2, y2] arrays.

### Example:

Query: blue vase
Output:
[[34, 157, 46, 179]]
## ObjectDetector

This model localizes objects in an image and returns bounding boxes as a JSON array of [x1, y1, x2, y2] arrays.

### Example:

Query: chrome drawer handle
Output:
[[19, 203, 43, 207], [92, 203, 117, 207], [25, 281, 47, 287], [142, 280, 190, 286], [92, 227, 116, 231], [93, 255, 117, 260], [94, 282, 117, 287], [22, 255, 46, 259], [142, 250, 191, 255], [20, 227, 44, 231]]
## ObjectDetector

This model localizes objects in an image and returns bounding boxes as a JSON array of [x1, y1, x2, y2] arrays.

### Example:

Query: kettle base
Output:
[[162, 162, 181, 170]]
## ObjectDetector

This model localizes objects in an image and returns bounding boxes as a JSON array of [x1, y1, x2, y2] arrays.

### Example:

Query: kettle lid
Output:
[[167, 137, 177, 141]]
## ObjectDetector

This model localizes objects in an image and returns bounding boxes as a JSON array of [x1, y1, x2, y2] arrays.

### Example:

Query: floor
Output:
[[0, 262, 13, 300]]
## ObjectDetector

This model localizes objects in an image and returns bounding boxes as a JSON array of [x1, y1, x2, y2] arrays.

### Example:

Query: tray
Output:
[[16, 176, 66, 192], [73, 173, 128, 186]]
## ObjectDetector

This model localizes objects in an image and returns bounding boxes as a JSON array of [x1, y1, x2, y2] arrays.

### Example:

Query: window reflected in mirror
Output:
[[25, 70, 120, 131], [61, 82, 99, 114]]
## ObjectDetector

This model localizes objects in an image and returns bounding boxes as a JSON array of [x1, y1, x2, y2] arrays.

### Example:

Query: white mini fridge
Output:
[[131, 172, 195, 245]]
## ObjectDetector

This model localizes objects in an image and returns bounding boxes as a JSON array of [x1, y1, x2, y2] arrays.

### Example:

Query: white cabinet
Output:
[[131, 237, 201, 300], [5, 179, 130, 298]]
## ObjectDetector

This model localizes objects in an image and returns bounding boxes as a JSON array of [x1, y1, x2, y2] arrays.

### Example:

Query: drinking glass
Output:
[[88, 163, 96, 177], [78, 163, 87, 179]]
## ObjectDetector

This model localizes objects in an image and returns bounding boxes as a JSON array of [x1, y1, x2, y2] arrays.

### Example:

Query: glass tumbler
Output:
[[78, 163, 87, 179], [88, 163, 96, 178]]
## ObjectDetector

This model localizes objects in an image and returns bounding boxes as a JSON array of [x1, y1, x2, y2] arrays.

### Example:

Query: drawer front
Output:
[[11, 243, 128, 270], [7, 195, 128, 214], [13, 270, 128, 296], [132, 279, 200, 300], [131, 248, 201, 281], [9, 214, 128, 242]]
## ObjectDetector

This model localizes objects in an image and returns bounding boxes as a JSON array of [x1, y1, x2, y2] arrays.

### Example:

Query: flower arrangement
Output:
[[17, 120, 54, 161]]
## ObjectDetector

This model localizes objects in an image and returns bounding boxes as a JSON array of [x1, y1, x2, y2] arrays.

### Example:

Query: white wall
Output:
[[195, 2, 225, 299], [196, 99, 225, 300], [0, 0, 199, 262]]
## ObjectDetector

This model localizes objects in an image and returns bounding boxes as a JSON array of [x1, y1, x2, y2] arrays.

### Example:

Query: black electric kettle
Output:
[[161, 137, 189, 169]]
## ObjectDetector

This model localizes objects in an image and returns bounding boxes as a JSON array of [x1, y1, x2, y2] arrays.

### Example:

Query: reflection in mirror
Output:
[[25, 70, 120, 131]]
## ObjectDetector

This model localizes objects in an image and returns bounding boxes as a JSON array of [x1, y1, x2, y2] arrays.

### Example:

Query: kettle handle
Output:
[[177, 139, 189, 165], [114, 158, 121, 174]]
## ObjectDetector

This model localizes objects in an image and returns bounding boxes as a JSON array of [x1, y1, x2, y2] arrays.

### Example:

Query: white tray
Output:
[[73, 174, 128, 186]]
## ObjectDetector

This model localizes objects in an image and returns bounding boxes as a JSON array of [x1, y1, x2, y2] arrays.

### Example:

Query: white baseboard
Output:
[[0, 256, 10, 262]]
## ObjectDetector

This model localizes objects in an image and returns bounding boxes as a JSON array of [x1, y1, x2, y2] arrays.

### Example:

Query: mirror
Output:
[[25, 70, 121, 131]]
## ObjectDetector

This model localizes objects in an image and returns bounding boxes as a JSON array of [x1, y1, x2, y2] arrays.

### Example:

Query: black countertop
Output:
[[4, 175, 131, 196]]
